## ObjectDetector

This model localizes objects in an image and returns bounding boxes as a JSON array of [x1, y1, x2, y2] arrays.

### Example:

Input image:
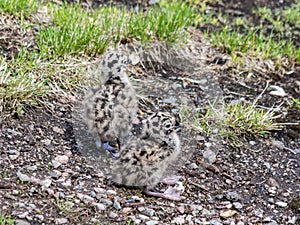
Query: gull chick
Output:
[[82, 51, 138, 157], [111, 112, 183, 200]]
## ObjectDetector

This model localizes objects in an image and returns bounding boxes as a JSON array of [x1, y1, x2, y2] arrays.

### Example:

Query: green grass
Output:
[[0, 48, 84, 115], [37, 1, 196, 59], [254, 2, 300, 29], [193, 101, 282, 143], [1, 0, 196, 113], [291, 98, 300, 109], [207, 27, 300, 63], [0, 0, 38, 18], [194, 2, 300, 67], [0, 54, 48, 114], [0, 214, 15, 225]]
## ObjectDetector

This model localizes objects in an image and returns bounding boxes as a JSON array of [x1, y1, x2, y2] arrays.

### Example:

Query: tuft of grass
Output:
[[196, 101, 282, 143], [291, 98, 300, 108], [0, 54, 48, 115], [254, 2, 300, 29], [0, 214, 15, 225], [0, 0, 38, 18], [0, 48, 84, 115], [207, 27, 300, 63], [37, 4, 112, 58], [37, 1, 196, 59]]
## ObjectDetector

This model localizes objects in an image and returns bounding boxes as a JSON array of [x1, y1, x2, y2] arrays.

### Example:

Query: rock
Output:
[[93, 203, 107, 211], [215, 194, 224, 200], [162, 97, 177, 104], [54, 155, 69, 164], [90, 191, 96, 198], [15, 219, 31, 225], [77, 193, 94, 204], [220, 210, 237, 218], [249, 141, 256, 146], [171, 215, 185, 224], [94, 187, 106, 193], [268, 178, 280, 187], [35, 215, 44, 221], [269, 85, 286, 97], [275, 201, 288, 207], [109, 212, 118, 219], [28, 204, 36, 209], [26, 165, 37, 171], [203, 149, 216, 163], [55, 218, 68, 224], [209, 219, 223, 225], [190, 204, 202, 216], [41, 179, 52, 190], [225, 191, 242, 201], [122, 207, 131, 214], [144, 207, 155, 217], [17, 211, 29, 219], [17, 172, 30, 182], [52, 126, 64, 134], [131, 196, 145, 202], [106, 190, 117, 195], [100, 198, 113, 206], [187, 163, 198, 170], [171, 83, 182, 90], [177, 205, 185, 214], [52, 161, 61, 169], [146, 220, 158, 225], [272, 140, 285, 149], [139, 214, 150, 220], [49, 170, 61, 179], [253, 209, 264, 218], [233, 202, 243, 209], [113, 199, 121, 210], [236, 222, 245, 225]]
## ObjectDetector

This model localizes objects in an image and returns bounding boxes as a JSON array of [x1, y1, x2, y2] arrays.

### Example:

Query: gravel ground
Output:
[[0, 1, 299, 225]]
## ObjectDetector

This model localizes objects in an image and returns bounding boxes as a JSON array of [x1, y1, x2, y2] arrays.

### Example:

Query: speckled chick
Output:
[[110, 112, 182, 200], [82, 51, 138, 156]]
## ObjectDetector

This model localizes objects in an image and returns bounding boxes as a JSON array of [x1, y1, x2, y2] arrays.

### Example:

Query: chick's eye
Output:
[[165, 123, 172, 129]]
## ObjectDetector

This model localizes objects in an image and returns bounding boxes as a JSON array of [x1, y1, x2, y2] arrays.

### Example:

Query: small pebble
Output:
[[93, 203, 107, 211], [275, 201, 288, 207], [17, 172, 30, 182], [203, 149, 216, 164], [145, 220, 158, 225], [113, 199, 121, 210]]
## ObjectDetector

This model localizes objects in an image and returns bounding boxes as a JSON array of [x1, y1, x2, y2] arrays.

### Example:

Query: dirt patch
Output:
[[0, 1, 299, 225]]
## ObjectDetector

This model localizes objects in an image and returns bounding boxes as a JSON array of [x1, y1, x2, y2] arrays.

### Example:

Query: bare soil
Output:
[[0, 0, 299, 225]]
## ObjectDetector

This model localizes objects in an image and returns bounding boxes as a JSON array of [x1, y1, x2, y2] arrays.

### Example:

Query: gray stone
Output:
[[15, 219, 31, 225], [187, 163, 198, 170], [109, 212, 118, 219], [144, 207, 155, 217], [162, 97, 177, 104], [113, 199, 121, 210], [225, 191, 242, 201], [275, 201, 287, 207], [209, 219, 223, 225], [203, 149, 216, 164], [233, 202, 243, 209], [93, 203, 107, 211], [17, 172, 30, 182], [146, 220, 158, 225], [55, 218, 68, 224]]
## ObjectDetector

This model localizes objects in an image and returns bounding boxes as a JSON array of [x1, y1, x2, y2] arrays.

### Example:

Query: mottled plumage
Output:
[[110, 112, 182, 200], [83, 51, 138, 156]]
